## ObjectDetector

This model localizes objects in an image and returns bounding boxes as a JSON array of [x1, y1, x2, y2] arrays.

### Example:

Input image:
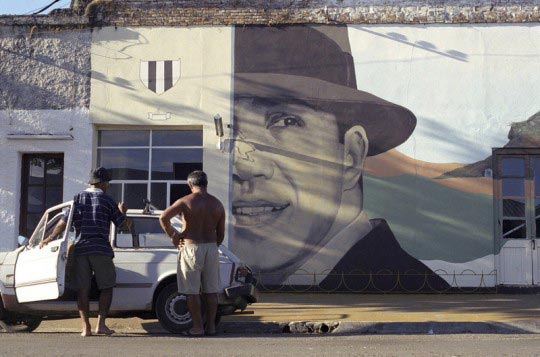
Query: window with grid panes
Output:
[[96, 129, 203, 209]]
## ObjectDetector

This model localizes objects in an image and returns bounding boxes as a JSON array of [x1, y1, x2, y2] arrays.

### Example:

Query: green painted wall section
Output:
[[364, 174, 494, 262]]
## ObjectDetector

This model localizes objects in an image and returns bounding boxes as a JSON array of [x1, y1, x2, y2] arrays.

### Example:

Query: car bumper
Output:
[[224, 283, 259, 303]]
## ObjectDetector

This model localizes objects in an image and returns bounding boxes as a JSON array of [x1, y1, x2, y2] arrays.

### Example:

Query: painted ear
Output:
[[343, 125, 369, 191]]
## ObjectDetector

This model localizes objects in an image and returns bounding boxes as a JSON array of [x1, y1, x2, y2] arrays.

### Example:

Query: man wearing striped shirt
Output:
[[40, 167, 127, 337]]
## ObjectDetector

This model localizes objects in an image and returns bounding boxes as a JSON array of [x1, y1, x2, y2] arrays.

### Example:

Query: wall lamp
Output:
[[214, 114, 225, 151]]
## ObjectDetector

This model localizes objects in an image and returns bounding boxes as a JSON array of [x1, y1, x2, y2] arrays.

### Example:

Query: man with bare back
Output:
[[159, 170, 225, 337]]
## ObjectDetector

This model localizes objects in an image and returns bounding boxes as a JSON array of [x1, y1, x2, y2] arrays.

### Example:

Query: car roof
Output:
[[126, 209, 163, 217]]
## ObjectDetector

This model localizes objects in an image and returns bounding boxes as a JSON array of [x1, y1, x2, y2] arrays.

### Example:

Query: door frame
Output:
[[493, 148, 540, 285], [19, 153, 64, 238]]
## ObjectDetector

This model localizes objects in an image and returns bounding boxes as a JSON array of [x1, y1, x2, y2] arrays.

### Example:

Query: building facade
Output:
[[2, 0, 540, 291]]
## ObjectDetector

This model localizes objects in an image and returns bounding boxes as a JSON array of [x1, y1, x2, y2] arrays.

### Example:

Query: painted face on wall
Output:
[[230, 97, 348, 276]]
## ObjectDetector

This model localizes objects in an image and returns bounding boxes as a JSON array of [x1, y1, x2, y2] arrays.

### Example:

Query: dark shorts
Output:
[[73, 255, 116, 290]]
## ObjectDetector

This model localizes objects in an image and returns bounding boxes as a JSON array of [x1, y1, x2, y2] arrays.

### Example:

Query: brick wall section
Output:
[[100, 5, 540, 26], [1, 1, 540, 27], [82, 0, 540, 26]]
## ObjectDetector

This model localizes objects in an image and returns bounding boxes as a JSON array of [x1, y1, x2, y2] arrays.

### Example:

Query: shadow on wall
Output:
[[357, 27, 469, 63], [0, 29, 91, 110]]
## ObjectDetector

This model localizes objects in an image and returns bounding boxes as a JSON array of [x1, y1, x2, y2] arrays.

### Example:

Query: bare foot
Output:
[[81, 330, 92, 337], [205, 329, 216, 336], [188, 328, 205, 336], [95, 326, 115, 335]]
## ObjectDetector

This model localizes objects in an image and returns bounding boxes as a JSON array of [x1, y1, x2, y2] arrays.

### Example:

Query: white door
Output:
[[497, 154, 540, 285], [15, 202, 73, 303]]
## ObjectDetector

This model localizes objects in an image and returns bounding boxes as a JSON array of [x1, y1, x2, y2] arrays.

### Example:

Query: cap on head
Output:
[[88, 167, 112, 185]]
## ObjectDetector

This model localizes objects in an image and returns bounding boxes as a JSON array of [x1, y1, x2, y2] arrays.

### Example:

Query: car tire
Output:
[[0, 298, 41, 333], [155, 282, 223, 334], [0, 315, 42, 333], [155, 283, 193, 334]]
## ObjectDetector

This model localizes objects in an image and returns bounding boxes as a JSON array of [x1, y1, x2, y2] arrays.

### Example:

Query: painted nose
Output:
[[233, 139, 274, 182]]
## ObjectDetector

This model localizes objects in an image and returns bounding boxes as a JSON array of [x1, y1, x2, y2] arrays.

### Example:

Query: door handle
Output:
[[533, 240, 536, 250], [50, 246, 59, 252]]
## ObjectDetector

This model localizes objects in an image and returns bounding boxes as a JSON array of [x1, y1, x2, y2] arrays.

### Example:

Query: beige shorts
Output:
[[73, 255, 116, 291], [177, 243, 220, 295]]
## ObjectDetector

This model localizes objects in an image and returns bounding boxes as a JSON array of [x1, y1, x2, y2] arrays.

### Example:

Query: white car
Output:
[[0, 201, 258, 333]]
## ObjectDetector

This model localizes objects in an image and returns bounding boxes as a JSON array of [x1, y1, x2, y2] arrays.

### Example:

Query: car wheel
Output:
[[0, 299, 41, 333], [155, 283, 192, 334], [155, 283, 223, 334], [0, 315, 42, 332]]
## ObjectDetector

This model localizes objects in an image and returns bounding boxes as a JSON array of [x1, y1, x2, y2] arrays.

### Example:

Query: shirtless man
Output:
[[159, 170, 225, 336]]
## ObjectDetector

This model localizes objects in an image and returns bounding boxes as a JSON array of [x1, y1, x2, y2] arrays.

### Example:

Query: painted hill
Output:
[[441, 110, 540, 178], [365, 149, 492, 195]]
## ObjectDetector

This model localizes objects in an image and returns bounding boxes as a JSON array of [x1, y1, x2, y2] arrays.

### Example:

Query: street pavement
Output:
[[33, 293, 540, 335]]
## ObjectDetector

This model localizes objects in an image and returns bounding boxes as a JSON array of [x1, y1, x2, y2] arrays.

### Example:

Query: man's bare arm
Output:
[[216, 204, 225, 246], [39, 220, 67, 249], [159, 199, 185, 247]]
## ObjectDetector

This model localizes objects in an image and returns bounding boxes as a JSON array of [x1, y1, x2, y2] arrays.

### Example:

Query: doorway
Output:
[[495, 149, 540, 285], [19, 154, 64, 238]]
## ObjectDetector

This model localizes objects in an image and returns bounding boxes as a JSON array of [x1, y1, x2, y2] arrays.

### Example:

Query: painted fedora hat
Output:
[[234, 25, 416, 156]]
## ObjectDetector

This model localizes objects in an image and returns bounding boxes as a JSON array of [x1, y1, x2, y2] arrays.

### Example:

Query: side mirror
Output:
[[18, 235, 29, 246]]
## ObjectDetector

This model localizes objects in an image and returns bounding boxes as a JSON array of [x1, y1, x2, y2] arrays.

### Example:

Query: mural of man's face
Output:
[[231, 97, 350, 275]]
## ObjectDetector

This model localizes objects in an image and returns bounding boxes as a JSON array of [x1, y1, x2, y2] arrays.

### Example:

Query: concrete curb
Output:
[[333, 321, 540, 335], [219, 320, 540, 335], [30, 320, 540, 335]]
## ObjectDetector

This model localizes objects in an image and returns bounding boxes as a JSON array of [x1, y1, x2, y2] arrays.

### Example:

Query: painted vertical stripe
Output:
[[164, 60, 173, 92], [148, 61, 156, 93], [140, 62, 149, 88], [172, 60, 181, 85], [156, 60, 165, 94]]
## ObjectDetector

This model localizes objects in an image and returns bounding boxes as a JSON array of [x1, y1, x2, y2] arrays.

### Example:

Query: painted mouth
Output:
[[233, 203, 290, 216], [232, 200, 290, 226]]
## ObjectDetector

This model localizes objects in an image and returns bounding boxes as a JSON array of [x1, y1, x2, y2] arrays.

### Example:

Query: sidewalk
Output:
[[34, 293, 540, 335]]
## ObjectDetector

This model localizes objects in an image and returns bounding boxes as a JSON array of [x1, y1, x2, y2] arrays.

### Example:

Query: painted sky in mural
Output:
[[349, 25, 540, 164]]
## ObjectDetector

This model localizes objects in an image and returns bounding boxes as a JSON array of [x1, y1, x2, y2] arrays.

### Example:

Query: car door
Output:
[[15, 202, 74, 303], [111, 213, 177, 311]]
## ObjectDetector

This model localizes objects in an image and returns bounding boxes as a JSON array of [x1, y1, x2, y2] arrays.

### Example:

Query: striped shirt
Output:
[[63, 188, 125, 257]]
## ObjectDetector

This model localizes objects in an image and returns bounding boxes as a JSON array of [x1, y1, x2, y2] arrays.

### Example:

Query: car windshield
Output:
[[116, 216, 176, 248]]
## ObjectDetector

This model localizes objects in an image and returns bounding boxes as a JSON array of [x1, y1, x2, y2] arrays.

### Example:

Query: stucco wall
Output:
[[0, 109, 93, 251], [0, 28, 92, 250], [0, 27, 90, 110]]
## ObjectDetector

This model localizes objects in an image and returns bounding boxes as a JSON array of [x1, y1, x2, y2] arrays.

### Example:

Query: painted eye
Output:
[[266, 112, 305, 129]]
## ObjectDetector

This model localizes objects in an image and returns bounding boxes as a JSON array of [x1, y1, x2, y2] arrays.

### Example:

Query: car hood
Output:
[[0, 252, 9, 265]]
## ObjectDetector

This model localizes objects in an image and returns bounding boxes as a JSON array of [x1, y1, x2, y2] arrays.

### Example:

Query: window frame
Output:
[[96, 127, 203, 210], [19, 153, 64, 238], [494, 148, 540, 248]]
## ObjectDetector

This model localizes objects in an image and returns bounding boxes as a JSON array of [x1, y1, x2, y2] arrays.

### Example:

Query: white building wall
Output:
[[0, 108, 93, 251]]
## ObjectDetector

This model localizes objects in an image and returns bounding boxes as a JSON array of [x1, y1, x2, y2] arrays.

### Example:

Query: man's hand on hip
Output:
[[118, 202, 127, 214]]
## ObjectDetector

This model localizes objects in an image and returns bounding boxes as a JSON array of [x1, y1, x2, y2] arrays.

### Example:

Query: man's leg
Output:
[[77, 287, 92, 337], [186, 294, 204, 335], [96, 287, 114, 334], [91, 255, 116, 335], [201, 244, 220, 335], [74, 256, 92, 337], [203, 293, 218, 334]]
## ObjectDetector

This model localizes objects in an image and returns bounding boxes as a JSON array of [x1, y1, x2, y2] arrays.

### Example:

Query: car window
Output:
[[115, 217, 173, 248], [28, 207, 71, 248]]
